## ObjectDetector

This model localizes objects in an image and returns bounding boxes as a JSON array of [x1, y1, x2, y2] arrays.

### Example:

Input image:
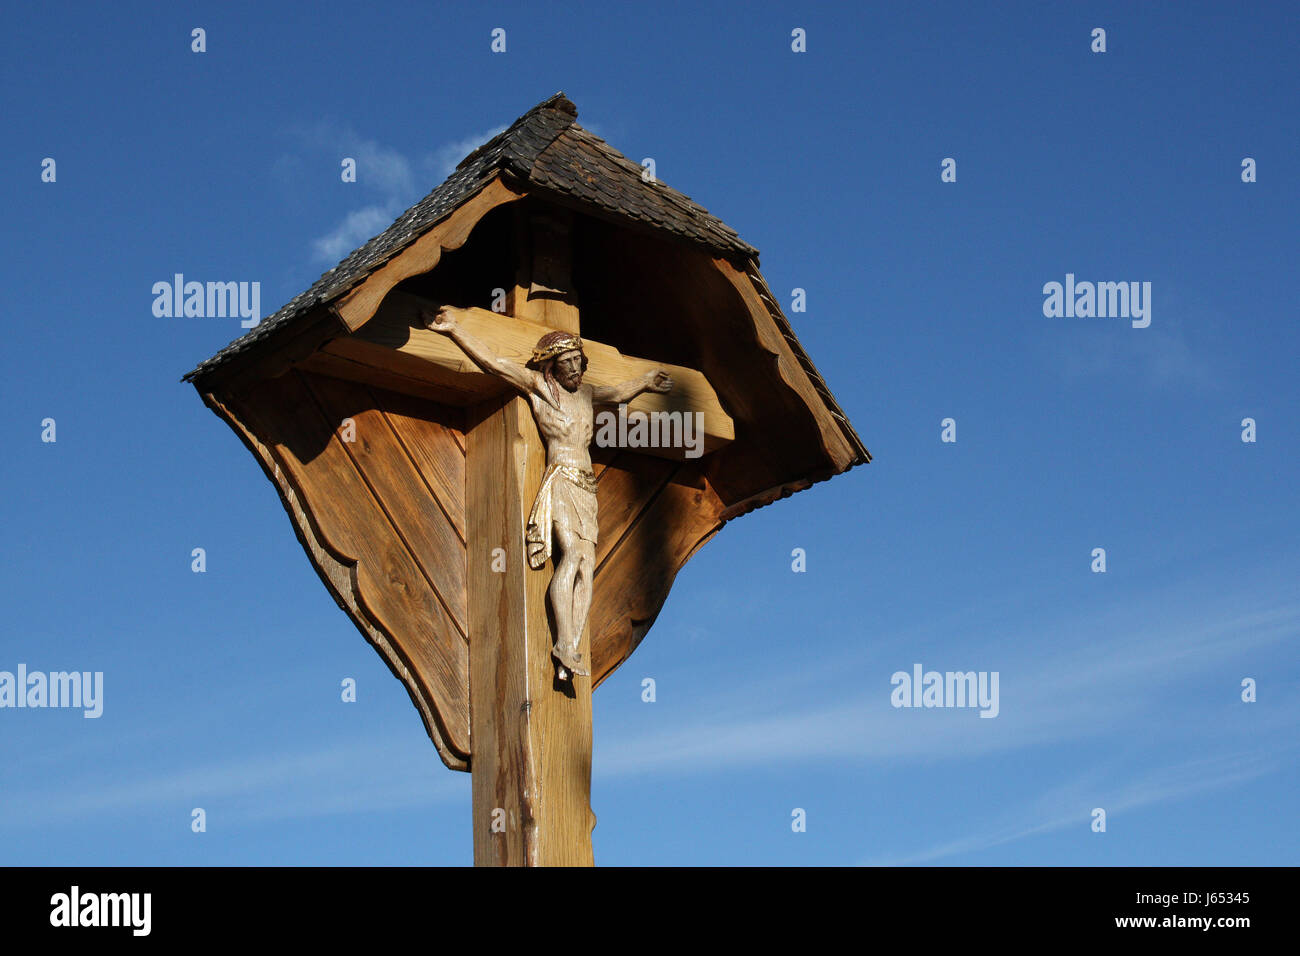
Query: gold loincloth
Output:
[[526, 464, 598, 570]]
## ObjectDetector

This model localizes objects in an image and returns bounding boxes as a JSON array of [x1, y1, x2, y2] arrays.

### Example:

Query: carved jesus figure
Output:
[[423, 306, 673, 679]]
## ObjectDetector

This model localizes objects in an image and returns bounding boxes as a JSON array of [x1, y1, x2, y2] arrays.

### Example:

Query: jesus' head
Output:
[[527, 331, 587, 392]]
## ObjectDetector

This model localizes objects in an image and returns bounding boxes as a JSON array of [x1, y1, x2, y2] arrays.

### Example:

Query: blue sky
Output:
[[1, 0, 1296, 865]]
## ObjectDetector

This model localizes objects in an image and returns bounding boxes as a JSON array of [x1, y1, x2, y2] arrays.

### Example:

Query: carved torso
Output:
[[527, 374, 594, 471]]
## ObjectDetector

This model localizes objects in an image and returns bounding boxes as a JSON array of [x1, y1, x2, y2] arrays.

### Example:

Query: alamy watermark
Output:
[[891, 663, 999, 718], [50, 886, 150, 936], [0, 664, 103, 718], [594, 402, 704, 459], [1042, 273, 1151, 328], [152, 273, 261, 327]]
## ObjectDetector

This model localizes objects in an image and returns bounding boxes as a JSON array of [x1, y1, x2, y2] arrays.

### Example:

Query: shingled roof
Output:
[[184, 92, 761, 382]]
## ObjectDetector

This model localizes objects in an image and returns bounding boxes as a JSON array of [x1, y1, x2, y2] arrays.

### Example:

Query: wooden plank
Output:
[[593, 454, 676, 570], [301, 374, 468, 637], [519, 294, 580, 331], [203, 389, 470, 771], [228, 371, 471, 758], [467, 394, 595, 866], [712, 257, 857, 471], [589, 467, 725, 686], [373, 389, 468, 543], [315, 333, 511, 406], [719, 476, 817, 522], [512, 205, 580, 333], [352, 291, 735, 455], [590, 445, 619, 482], [743, 263, 871, 466], [333, 176, 527, 331], [298, 346, 491, 407]]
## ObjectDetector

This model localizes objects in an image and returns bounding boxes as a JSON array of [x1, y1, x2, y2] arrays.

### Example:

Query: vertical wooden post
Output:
[[510, 206, 580, 333], [466, 393, 596, 866]]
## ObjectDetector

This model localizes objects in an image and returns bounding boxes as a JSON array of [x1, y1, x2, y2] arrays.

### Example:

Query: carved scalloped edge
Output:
[[202, 390, 471, 771], [335, 176, 527, 333]]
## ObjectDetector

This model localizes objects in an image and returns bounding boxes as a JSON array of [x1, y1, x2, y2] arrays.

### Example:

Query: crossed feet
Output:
[[553, 641, 590, 680]]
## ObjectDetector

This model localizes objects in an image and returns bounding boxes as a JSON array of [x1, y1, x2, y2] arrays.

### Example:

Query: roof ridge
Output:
[[455, 91, 577, 173], [184, 92, 760, 383]]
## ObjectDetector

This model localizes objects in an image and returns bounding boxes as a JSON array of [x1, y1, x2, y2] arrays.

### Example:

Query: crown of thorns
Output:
[[526, 333, 585, 369]]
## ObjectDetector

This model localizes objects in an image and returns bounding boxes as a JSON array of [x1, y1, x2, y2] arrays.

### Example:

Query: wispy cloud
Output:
[[0, 738, 467, 829], [1055, 319, 1218, 389], [596, 589, 1298, 778], [312, 205, 401, 262], [590, 556, 1297, 863], [7, 562, 1290, 851], [861, 747, 1289, 865], [428, 128, 506, 179], [1047, 281, 1230, 390], [285, 121, 507, 263]]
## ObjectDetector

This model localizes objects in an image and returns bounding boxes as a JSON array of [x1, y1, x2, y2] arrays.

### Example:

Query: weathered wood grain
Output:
[[589, 466, 725, 686], [220, 371, 472, 761], [202, 389, 470, 770], [511, 205, 581, 333], [375, 389, 468, 541], [712, 256, 857, 472], [592, 453, 677, 570], [302, 374, 468, 636], [467, 394, 595, 865], [298, 345, 482, 407]]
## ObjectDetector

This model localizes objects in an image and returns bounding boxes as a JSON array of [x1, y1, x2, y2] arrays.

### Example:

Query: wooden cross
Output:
[[189, 99, 868, 868], [347, 208, 733, 865]]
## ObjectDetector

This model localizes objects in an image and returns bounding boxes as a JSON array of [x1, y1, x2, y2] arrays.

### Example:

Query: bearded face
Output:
[[552, 349, 585, 391]]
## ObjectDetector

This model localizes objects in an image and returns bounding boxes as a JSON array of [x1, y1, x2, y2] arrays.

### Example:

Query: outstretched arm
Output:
[[591, 369, 673, 405], [422, 306, 534, 394]]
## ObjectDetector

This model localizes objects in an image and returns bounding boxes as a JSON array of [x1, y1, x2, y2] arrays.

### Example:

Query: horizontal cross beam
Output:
[[321, 291, 735, 460]]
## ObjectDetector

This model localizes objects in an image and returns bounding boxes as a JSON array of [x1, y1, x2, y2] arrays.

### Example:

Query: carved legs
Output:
[[550, 524, 594, 677]]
